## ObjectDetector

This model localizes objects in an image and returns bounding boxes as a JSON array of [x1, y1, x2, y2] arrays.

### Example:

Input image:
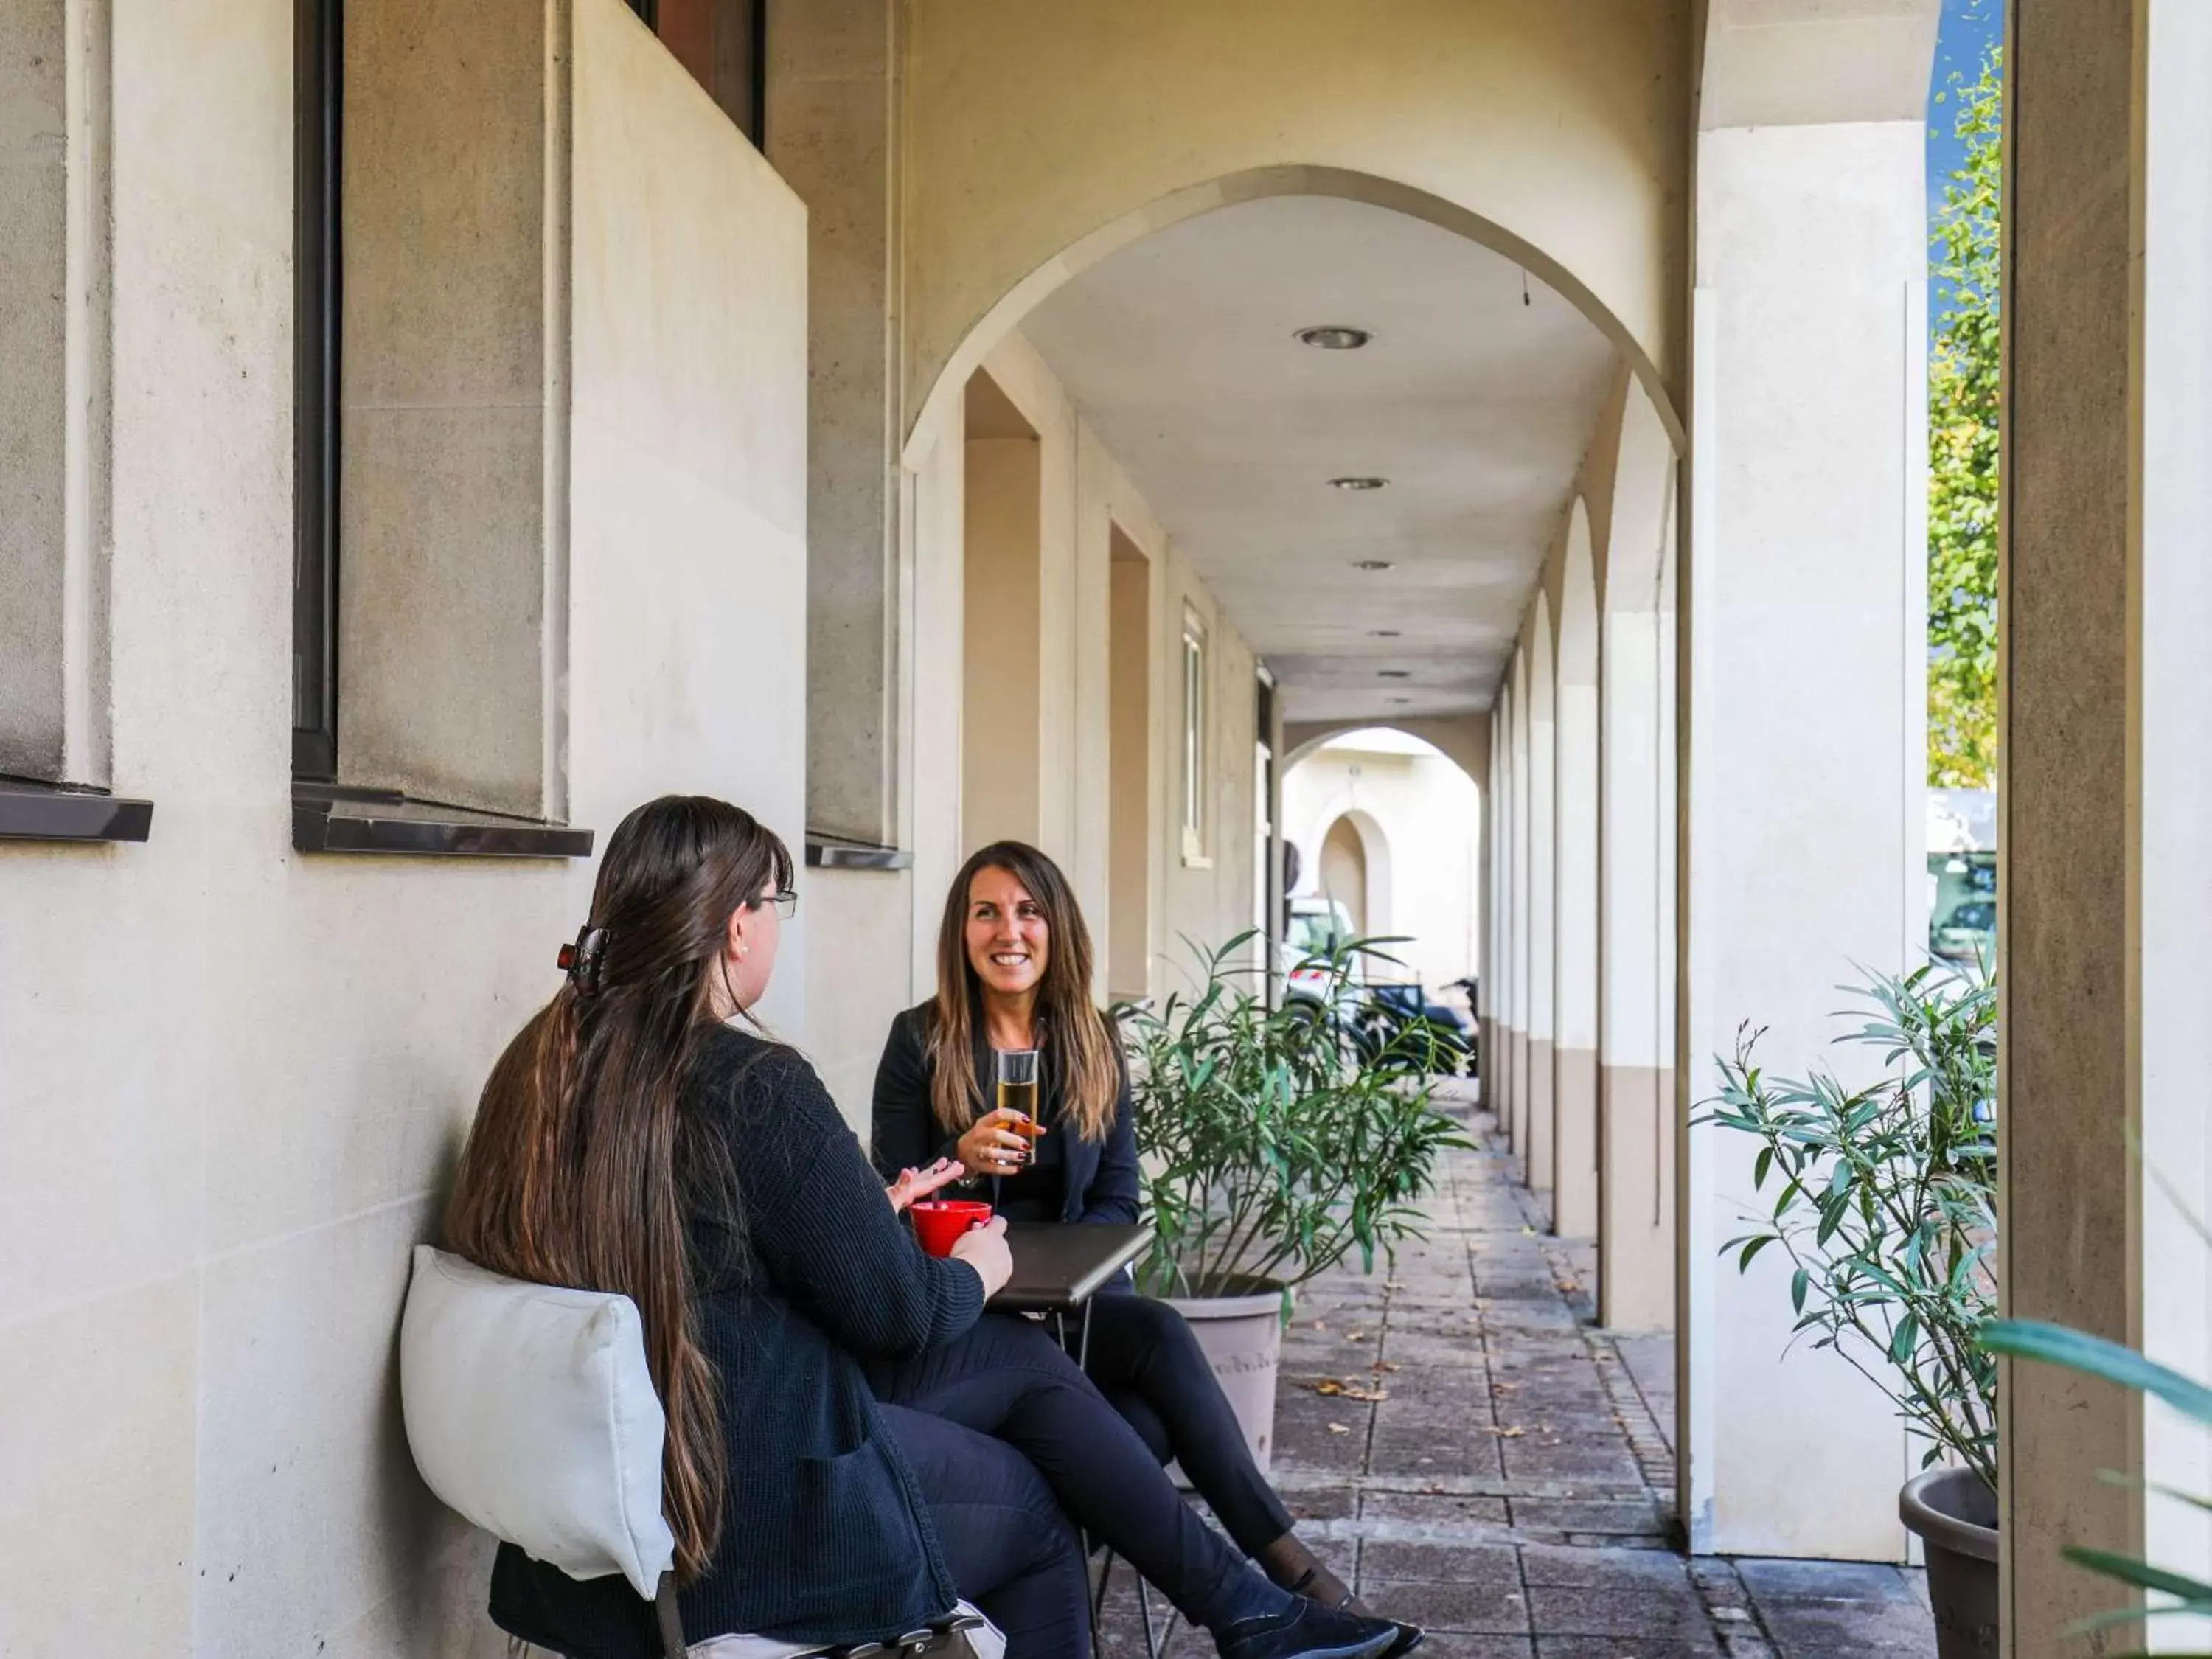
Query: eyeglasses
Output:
[[759, 887, 798, 919]]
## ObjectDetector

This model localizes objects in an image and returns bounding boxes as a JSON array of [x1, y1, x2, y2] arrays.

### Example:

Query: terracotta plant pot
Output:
[[1899, 1467, 1998, 1659], [1156, 1279, 1287, 1480]]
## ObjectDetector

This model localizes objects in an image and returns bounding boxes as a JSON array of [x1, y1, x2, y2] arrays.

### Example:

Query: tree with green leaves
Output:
[[1927, 46, 2003, 789]]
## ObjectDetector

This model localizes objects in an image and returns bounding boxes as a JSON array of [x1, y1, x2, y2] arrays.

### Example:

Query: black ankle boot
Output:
[[1255, 1533, 1423, 1657], [1214, 1601, 1401, 1659]]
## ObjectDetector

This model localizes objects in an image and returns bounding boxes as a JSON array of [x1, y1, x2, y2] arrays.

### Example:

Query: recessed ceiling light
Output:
[[1295, 325, 1372, 351], [1330, 476, 1388, 492], [1369, 629, 1402, 639], [1352, 560, 1394, 572], [1378, 669, 1411, 679]]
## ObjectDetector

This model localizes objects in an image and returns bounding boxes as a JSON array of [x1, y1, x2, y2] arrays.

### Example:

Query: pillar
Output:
[[768, 0, 903, 848], [1526, 597, 1557, 1193], [2002, 2, 2212, 1649], [1599, 388, 1680, 1329], [1509, 650, 1531, 1157], [1553, 507, 1601, 1237], [1681, 0, 1936, 1557]]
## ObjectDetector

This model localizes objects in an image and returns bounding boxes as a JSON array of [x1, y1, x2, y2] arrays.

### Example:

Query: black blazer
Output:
[[870, 1000, 1141, 1227], [489, 1027, 984, 1658]]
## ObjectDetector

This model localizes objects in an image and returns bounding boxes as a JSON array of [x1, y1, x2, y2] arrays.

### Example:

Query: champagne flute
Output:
[[995, 1048, 1040, 1164]]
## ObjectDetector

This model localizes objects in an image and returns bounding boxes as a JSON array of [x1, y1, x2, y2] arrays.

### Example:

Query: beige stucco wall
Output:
[[0, 5, 807, 1652], [899, 0, 1691, 451]]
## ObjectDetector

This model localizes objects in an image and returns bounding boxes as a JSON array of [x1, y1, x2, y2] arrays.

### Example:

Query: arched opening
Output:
[[1319, 813, 1374, 936], [1284, 726, 1482, 999]]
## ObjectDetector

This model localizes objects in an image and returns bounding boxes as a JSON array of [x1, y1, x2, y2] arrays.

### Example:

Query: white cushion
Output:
[[400, 1245, 676, 1601]]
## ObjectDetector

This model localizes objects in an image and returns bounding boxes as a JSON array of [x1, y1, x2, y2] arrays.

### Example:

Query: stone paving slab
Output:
[[1092, 1096, 1936, 1659]]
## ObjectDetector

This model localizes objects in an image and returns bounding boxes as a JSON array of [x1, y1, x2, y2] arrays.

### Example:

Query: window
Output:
[[626, 0, 766, 147], [293, 0, 340, 780], [1180, 612, 1208, 865]]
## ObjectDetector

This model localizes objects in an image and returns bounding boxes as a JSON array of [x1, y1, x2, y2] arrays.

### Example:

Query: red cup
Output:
[[910, 1199, 994, 1257]]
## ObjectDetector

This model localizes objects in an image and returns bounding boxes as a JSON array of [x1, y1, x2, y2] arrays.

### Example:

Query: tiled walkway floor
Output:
[[1097, 1093, 1937, 1658]]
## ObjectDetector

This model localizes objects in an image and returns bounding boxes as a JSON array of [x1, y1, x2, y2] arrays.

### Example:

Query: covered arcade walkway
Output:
[[1094, 1088, 1937, 1659]]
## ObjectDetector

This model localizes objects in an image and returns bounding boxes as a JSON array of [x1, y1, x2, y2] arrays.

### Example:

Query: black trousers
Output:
[[879, 1403, 1090, 1659], [1082, 1287, 1298, 1557], [875, 1314, 1265, 1631]]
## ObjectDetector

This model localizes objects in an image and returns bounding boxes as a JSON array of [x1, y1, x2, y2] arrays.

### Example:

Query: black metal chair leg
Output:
[[654, 1572, 687, 1659]]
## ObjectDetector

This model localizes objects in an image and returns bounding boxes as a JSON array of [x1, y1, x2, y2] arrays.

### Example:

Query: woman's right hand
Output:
[[955, 1108, 1035, 1178], [947, 1216, 1013, 1300]]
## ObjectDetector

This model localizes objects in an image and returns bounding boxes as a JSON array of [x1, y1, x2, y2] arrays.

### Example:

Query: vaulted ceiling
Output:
[[1021, 193, 1618, 724]]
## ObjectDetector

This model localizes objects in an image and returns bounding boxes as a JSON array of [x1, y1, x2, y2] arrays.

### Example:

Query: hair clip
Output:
[[558, 925, 611, 995]]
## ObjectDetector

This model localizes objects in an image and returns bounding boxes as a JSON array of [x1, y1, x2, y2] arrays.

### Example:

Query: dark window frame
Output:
[[293, 0, 341, 781], [627, 0, 767, 150]]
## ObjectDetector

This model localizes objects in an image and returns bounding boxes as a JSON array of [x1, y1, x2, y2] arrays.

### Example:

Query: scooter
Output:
[[1354, 976, 1478, 1076]]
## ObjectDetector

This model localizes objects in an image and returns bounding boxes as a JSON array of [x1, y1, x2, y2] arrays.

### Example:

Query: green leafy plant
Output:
[[1122, 931, 1470, 1298], [1929, 42, 2003, 789], [1700, 966, 1998, 1489], [1982, 1164, 2212, 1641]]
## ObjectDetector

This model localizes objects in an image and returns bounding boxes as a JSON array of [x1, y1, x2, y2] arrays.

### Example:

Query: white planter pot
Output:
[[1157, 1281, 1287, 1480]]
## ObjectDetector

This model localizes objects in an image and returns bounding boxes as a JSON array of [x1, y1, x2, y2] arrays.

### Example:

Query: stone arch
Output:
[[1315, 807, 1391, 941], [903, 165, 1684, 465], [1282, 715, 1486, 786]]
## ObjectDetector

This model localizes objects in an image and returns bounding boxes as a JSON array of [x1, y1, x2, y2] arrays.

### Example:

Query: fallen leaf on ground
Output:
[[1383, 1281, 1404, 1291], [1374, 1361, 1401, 1374], [1307, 1377, 1388, 1402], [1326, 1423, 1351, 1435], [1490, 1381, 1519, 1394], [1484, 1425, 1526, 1439], [1345, 1329, 1366, 1342]]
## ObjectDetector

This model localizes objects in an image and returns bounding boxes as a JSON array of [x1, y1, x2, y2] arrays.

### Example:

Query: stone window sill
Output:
[[805, 834, 914, 871], [292, 785, 594, 859], [0, 779, 155, 844]]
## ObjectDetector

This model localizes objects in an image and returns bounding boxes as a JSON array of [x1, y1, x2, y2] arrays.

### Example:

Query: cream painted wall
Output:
[[898, 328, 1257, 1010], [1283, 734, 1483, 991], [898, 0, 1691, 448], [0, 6, 808, 1654]]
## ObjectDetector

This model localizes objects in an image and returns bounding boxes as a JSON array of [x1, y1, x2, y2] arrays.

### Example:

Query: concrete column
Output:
[[1509, 652, 1531, 1155], [1681, 1, 1933, 1557], [1554, 507, 1601, 1237], [768, 0, 904, 846], [2002, 4, 2212, 1649], [1599, 386, 1678, 1330], [1526, 597, 1557, 1194]]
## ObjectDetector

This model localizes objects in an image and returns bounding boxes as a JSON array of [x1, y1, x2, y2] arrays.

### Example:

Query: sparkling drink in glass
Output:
[[995, 1048, 1040, 1149]]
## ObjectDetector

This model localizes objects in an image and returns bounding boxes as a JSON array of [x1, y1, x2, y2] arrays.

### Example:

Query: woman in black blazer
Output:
[[874, 841, 1398, 1628]]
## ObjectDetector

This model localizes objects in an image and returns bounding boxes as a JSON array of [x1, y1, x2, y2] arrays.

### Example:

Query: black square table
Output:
[[992, 1222, 1155, 1315]]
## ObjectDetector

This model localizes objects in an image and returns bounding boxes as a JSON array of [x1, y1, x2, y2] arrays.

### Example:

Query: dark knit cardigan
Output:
[[487, 1027, 987, 1659]]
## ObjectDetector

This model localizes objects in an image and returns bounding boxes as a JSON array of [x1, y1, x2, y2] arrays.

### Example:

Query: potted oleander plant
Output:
[[1120, 931, 1470, 1473], [1700, 965, 1998, 1659]]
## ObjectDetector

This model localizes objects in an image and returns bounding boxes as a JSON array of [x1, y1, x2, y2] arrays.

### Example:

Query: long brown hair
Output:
[[928, 841, 1119, 1143], [444, 795, 793, 1583]]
